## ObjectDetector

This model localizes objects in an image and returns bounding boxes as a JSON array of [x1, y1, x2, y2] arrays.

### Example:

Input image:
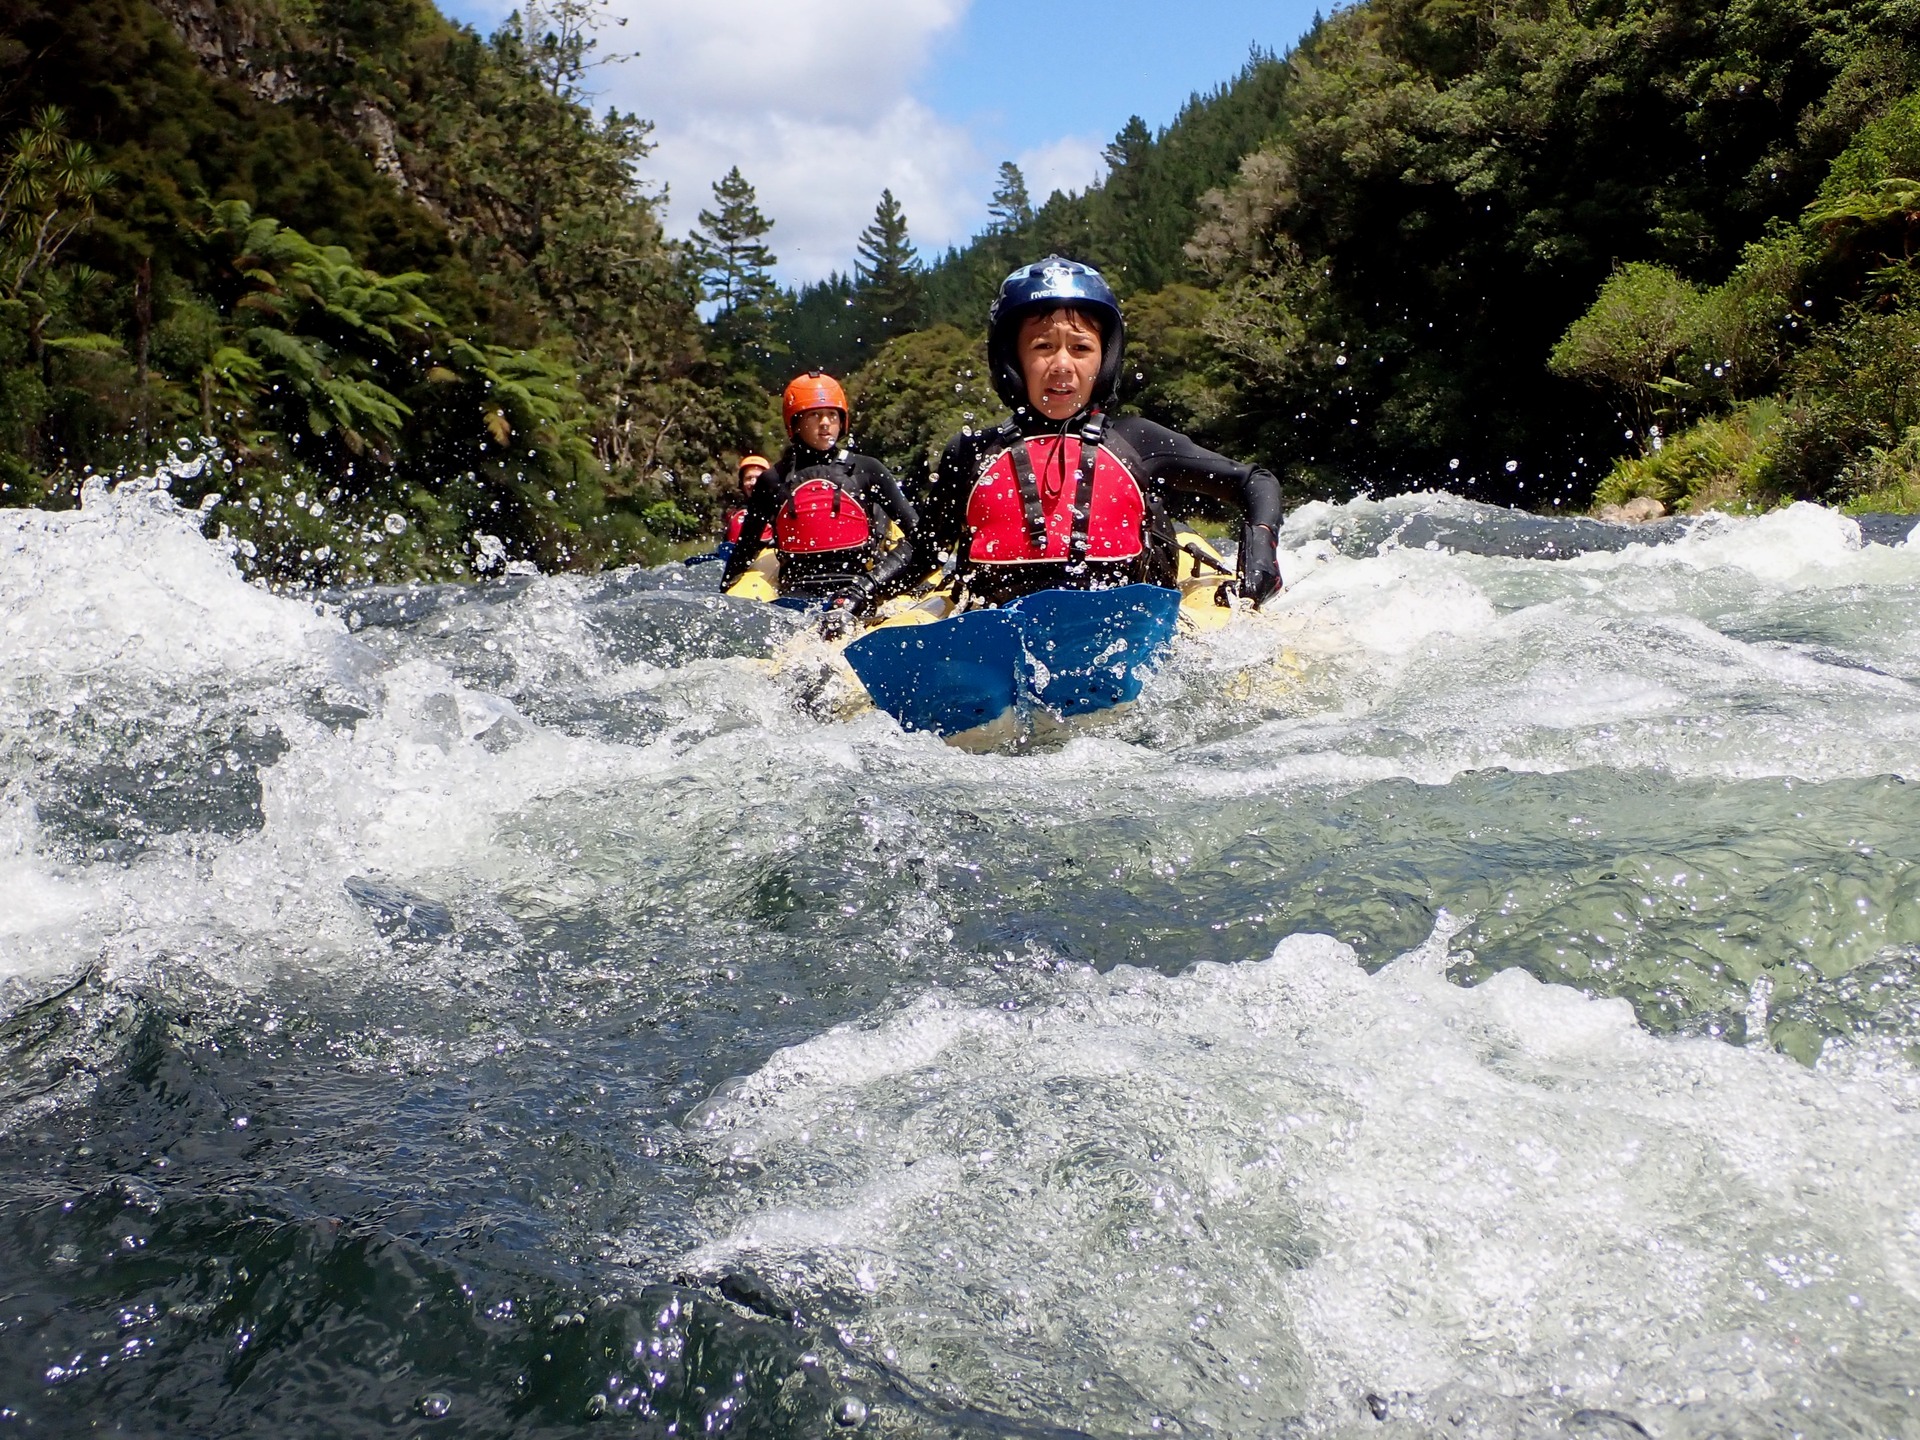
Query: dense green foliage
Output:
[[19, 0, 1920, 573], [845, 325, 994, 500], [1174, 0, 1920, 505], [803, 1, 1920, 515], [0, 0, 769, 580], [1578, 87, 1920, 513]]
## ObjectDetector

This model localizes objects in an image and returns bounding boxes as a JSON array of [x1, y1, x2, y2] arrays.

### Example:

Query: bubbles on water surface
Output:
[[5, 479, 1920, 1435], [682, 930, 1920, 1438]]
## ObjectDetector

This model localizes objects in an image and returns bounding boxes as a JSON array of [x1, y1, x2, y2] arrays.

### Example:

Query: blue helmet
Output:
[[987, 255, 1126, 413]]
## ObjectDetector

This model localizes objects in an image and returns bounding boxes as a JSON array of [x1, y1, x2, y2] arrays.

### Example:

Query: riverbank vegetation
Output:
[[771, 0, 1920, 519], [1565, 90, 1920, 515], [0, 0, 772, 582], [6, 0, 1920, 590]]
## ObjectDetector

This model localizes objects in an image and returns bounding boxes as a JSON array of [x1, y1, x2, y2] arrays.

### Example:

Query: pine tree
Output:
[[514, 0, 634, 100], [987, 162, 1033, 233], [855, 188, 922, 341], [693, 166, 778, 314], [782, 271, 864, 376], [1097, 115, 1155, 288]]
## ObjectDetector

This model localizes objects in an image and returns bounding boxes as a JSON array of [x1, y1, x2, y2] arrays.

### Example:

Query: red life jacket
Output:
[[773, 463, 872, 555], [725, 509, 772, 545], [965, 423, 1145, 567]]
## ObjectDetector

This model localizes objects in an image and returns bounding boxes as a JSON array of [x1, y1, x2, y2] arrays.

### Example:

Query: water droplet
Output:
[[832, 1396, 868, 1427]]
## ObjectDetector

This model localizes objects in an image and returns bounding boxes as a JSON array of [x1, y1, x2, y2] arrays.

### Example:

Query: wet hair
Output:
[[1017, 305, 1104, 342]]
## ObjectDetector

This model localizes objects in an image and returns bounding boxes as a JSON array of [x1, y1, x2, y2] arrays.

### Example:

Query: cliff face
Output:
[[148, 0, 425, 206], [149, 0, 300, 102]]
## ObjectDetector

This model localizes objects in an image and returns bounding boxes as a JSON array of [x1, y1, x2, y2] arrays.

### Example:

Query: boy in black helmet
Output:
[[922, 255, 1284, 609]]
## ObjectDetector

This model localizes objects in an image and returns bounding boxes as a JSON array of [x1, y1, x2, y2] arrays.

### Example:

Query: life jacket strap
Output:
[[1068, 412, 1108, 570], [1006, 441, 1049, 556]]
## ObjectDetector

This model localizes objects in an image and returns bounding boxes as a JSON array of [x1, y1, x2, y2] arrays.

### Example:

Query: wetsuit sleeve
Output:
[[1111, 416, 1285, 601], [861, 459, 924, 599], [1110, 416, 1284, 528], [720, 463, 785, 587], [923, 431, 985, 558]]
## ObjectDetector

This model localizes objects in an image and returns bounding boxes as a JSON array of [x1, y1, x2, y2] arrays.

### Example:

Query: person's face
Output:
[[739, 462, 767, 493], [1019, 309, 1103, 420], [794, 408, 843, 451]]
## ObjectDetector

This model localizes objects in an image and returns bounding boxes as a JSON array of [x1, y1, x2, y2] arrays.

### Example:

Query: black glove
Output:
[[816, 576, 876, 639], [829, 574, 878, 616], [1238, 523, 1282, 606]]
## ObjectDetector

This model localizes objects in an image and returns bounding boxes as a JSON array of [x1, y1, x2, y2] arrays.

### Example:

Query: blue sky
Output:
[[434, 0, 1327, 283], [920, 0, 1323, 201]]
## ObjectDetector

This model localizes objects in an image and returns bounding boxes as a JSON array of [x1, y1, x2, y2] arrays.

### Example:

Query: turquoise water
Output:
[[3, 473, 1920, 1436]]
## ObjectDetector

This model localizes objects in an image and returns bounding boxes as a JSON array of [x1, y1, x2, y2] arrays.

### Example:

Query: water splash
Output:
[[4, 479, 1920, 1435]]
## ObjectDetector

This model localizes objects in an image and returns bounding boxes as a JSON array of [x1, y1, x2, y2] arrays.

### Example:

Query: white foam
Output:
[[1161, 497, 1920, 789], [680, 931, 1920, 1435], [1588, 502, 1869, 585], [0, 794, 92, 959], [1269, 549, 1502, 658], [0, 475, 341, 688]]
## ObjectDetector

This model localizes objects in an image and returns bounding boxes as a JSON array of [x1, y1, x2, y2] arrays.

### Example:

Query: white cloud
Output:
[[647, 100, 982, 283], [441, 0, 1114, 285], [1014, 135, 1109, 206], [594, 0, 983, 283]]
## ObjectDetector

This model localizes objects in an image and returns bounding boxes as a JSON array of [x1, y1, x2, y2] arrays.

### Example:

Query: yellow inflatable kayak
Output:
[[722, 530, 1256, 738], [723, 528, 1240, 635]]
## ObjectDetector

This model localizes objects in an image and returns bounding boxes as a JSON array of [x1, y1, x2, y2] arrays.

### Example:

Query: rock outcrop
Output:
[[148, 0, 429, 207], [150, 0, 301, 103], [1597, 496, 1668, 524]]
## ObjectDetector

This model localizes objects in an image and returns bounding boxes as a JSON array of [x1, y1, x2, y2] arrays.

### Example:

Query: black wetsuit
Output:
[[924, 408, 1285, 606], [720, 444, 923, 601]]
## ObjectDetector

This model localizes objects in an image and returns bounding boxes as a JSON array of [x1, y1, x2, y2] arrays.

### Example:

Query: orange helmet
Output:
[[782, 371, 848, 435], [736, 453, 771, 477]]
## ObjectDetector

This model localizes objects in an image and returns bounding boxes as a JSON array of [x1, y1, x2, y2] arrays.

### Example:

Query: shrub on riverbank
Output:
[[0, 0, 768, 582], [1566, 86, 1920, 517]]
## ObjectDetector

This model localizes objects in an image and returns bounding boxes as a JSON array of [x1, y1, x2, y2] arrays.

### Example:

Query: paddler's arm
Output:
[[922, 430, 982, 563], [720, 466, 784, 588], [861, 462, 923, 602], [1109, 416, 1284, 604]]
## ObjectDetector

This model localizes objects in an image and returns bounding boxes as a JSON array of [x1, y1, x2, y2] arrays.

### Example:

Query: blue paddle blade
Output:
[[846, 609, 1023, 734], [1007, 584, 1183, 717], [847, 585, 1182, 736]]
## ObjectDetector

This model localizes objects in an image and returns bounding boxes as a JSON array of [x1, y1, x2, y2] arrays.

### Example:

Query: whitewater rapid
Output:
[[2, 472, 1919, 1437]]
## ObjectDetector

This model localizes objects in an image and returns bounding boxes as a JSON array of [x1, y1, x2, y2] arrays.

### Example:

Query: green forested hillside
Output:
[[784, 0, 1920, 517], [1184, 0, 1920, 508], [11, 0, 1920, 588], [0, 0, 769, 581], [770, 48, 1302, 384]]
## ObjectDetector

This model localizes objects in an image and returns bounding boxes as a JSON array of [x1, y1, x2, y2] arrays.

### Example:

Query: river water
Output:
[[4, 471, 1920, 1438]]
